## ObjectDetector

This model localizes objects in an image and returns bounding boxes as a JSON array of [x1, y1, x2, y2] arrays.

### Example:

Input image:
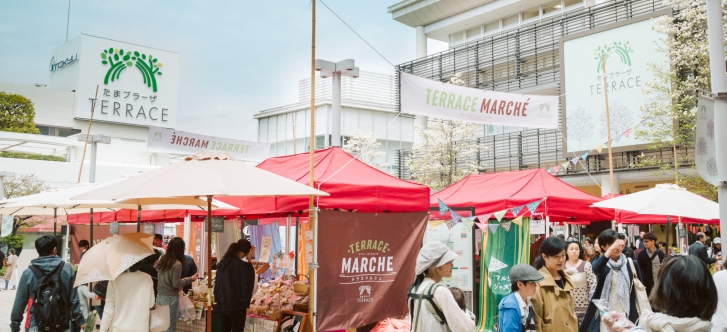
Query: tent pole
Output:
[[206, 195, 213, 332], [89, 208, 94, 246], [308, 0, 317, 327], [53, 207, 57, 237], [665, 215, 670, 256], [137, 205, 141, 232]]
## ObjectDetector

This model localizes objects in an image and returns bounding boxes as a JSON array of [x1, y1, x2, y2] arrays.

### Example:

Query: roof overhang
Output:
[[0, 131, 82, 157]]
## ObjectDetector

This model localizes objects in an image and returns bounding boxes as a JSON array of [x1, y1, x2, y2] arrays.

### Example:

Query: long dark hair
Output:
[[651, 255, 717, 321], [221, 239, 252, 261], [565, 240, 585, 261], [157, 237, 186, 271], [533, 237, 566, 270]]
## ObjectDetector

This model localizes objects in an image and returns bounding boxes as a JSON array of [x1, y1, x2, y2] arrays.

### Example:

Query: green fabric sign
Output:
[[477, 218, 531, 332]]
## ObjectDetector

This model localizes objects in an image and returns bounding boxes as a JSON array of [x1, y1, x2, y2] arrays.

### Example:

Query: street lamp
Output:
[[315, 59, 359, 147], [76, 134, 110, 183]]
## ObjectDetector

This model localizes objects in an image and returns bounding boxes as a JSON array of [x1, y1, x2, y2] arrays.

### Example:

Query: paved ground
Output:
[[0, 287, 23, 330]]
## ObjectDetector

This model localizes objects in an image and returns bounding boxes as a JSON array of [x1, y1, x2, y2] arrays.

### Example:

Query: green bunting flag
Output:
[[438, 198, 450, 215], [464, 217, 475, 231], [561, 161, 570, 169], [493, 210, 507, 222]]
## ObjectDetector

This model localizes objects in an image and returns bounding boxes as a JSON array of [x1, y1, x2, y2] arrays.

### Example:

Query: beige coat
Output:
[[4, 254, 17, 281], [530, 266, 579, 332]]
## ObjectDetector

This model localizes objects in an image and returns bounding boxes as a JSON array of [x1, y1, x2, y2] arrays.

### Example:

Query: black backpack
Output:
[[29, 262, 69, 332]]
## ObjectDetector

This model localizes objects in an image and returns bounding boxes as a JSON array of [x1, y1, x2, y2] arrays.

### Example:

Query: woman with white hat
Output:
[[407, 241, 475, 332]]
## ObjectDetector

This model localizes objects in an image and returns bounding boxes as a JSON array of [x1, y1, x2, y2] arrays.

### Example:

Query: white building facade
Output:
[[255, 71, 415, 174]]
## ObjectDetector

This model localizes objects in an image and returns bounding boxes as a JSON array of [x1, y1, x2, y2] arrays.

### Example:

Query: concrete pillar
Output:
[[600, 174, 621, 197], [415, 26, 429, 140], [331, 72, 342, 147]]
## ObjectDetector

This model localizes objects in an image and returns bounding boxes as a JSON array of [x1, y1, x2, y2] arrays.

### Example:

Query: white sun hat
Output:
[[415, 242, 459, 276]]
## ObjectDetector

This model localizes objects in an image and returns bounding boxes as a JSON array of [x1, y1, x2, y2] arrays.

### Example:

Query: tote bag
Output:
[[150, 305, 170, 332], [627, 259, 651, 315]]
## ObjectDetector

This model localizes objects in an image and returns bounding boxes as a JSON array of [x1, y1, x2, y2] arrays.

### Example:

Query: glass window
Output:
[[258, 118, 268, 142], [277, 114, 286, 142], [57, 128, 80, 137], [483, 21, 500, 34], [466, 27, 481, 40], [36, 126, 50, 136], [564, 0, 582, 7], [522, 7, 540, 21], [267, 116, 277, 143], [450, 32, 465, 45], [542, 1, 562, 14], [502, 14, 519, 27], [315, 135, 325, 149]]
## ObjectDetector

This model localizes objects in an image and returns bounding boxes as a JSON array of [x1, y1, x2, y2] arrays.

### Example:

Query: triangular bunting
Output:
[[429, 219, 444, 230], [623, 129, 631, 138], [614, 133, 623, 143], [488, 223, 499, 234], [552, 165, 561, 173], [561, 161, 570, 169], [501, 221, 512, 232], [488, 257, 508, 272], [493, 210, 507, 222], [570, 156, 580, 165], [510, 206, 524, 217], [546, 167, 553, 173], [476, 214, 491, 222], [525, 200, 542, 214], [596, 144, 604, 153], [445, 219, 455, 229], [450, 210, 463, 224], [438, 198, 450, 215], [463, 217, 475, 231], [474, 221, 487, 231], [580, 151, 590, 160], [512, 215, 524, 226]]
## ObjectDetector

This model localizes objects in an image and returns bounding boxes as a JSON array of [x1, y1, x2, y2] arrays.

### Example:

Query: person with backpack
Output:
[[10, 235, 85, 332], [407, 241, 475, 332]]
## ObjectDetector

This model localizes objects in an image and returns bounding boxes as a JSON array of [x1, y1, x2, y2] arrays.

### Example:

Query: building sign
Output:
[[147, 126, 270, 161], [696, 96, 718, 185], [49, 54, 78, 72], [561, 14, 669, 154], [49, 35, 179, 128], [317, 211, 427, 332], [400, 72, 559, 129]]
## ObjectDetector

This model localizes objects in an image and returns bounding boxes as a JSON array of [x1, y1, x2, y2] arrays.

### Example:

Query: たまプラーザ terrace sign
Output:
[[400, 72, 559, 129]]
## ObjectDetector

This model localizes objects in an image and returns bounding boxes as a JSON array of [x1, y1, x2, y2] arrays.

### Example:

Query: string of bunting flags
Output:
[[432, 198, 544, 234], [547, 117, 650, 174]]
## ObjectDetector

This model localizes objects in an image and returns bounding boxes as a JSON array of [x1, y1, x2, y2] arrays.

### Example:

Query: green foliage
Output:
[[0, 92, 41, 134], [0, 266, 6, 277], [0, 151, 66, 162], [0, 234, 24, 251]]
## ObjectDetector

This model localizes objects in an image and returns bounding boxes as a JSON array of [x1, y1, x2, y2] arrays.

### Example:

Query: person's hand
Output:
[[96, 295, 101, 301], [191, 273, 199, 280], [605, 239, 625, 258], [80, 324, 86, 330]]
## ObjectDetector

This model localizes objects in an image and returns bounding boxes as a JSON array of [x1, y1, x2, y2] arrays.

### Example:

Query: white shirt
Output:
[[100, 271, 156, 332], [409, 278, 476, 332], [712, 270, 727, 332], [514, 291, 531, 325]]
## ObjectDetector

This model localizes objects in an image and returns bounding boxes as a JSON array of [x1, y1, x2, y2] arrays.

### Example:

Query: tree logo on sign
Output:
[[594, 40, 633, 72], [100, 48, 163, 92]]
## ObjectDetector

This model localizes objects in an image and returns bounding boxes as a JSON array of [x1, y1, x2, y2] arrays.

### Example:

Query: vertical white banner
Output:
[[696, 96, 718, 185]]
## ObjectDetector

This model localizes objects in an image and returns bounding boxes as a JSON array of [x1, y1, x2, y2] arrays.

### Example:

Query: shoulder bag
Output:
[[627, 259, 651, 315]]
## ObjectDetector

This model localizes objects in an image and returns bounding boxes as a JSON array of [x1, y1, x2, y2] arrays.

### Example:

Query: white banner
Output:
[[400, 72, 559, 129], [147, 126, 270, 162], [696, 96, 718, 185]]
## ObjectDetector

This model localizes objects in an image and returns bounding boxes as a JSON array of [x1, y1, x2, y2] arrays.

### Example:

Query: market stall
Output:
[[218, 148, 431, 331], [430, 169, 613, 332]]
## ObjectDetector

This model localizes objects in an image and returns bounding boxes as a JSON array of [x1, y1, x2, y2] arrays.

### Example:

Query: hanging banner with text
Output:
[[147, 126, 270, 162], [316, 210, 427, 332], [400, 72, 559, 129], [696, 96, 718, 185]]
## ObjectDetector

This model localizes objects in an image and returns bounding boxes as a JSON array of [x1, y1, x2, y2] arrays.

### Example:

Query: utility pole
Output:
[[309, 0, 318, 329]]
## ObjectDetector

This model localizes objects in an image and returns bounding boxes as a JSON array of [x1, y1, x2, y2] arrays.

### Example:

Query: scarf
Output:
[[638, 309, 713, 332], [601, 253, 631, 316]]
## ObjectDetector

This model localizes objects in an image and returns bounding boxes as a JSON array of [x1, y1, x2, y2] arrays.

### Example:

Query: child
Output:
[[449, 287, 476, 322], [497, 264, 543, 332]]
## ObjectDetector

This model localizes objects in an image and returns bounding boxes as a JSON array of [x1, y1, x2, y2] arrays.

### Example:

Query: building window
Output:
[[564, 0, 582, 8], [36, 125, 80, 137], [502, 14, 519, 27], [542, 0, 562, 15], [483, 21, 499, 35], [466, 27, 482, 40], [522, 7, 540, 21]]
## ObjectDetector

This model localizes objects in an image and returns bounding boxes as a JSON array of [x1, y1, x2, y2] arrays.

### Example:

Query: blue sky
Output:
[[1, 1, 446, 141]]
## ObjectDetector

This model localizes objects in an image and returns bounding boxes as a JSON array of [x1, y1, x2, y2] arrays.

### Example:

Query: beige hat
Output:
[[415, 242, 459, 276]]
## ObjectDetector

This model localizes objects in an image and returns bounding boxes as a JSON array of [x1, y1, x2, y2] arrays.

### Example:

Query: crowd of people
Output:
[[411, 229, 727, 332], [5, 234, 261, 332]]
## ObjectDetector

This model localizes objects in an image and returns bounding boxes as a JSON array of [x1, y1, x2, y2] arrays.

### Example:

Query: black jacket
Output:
[[689, 241, 716, 266], [636, 249, 665, 295], [213, 257, 255, 313], [579, 255, 643, 332]]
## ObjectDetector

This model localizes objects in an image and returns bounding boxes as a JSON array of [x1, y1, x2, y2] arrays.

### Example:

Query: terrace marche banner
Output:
[[317, 210, 427, 331], [401, 72, 559, 129], [147, 126, 270, 161]]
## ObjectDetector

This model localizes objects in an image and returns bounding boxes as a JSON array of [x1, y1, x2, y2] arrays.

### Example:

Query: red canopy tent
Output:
[[66, 207, 239, 224], [430, 169, 613, 222], [601, 194, 720, 225], [217, 147, 431, 216]]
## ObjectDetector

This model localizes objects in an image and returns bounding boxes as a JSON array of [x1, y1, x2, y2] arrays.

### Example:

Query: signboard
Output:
[[1, 215, 13, 237], [317, 211, 427, 332], [49, 35, 179, 128], [696, 96, 719, 185], [204, 217, 225, 233], [530, 219, 545, 235], [147, 126, 270, 161], [110, 222, 119, 235], [143, 223, 155, 235], [401, 72, 559, 129], [561, 11, 670, 154]]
